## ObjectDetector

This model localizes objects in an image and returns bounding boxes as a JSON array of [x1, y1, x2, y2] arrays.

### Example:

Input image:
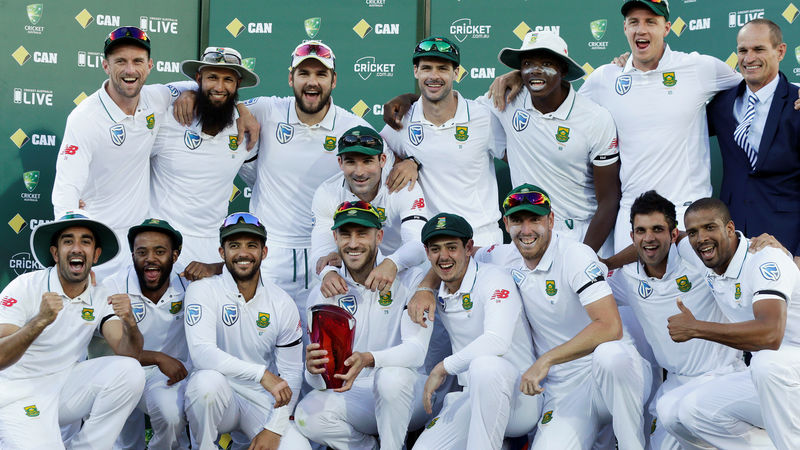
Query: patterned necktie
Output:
[[733, 93, 758, 169]]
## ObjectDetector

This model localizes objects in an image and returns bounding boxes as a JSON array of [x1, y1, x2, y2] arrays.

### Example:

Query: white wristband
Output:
[[416, 287, 436, 295]]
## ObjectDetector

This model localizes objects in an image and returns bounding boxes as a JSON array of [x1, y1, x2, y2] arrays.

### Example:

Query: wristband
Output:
[[405, 156, 422, 170], [416, 286, 436, 295]]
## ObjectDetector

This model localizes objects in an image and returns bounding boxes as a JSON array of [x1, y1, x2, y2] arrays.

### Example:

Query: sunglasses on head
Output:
[[221, 212, 262, 229], [414, 39, 459, 57], [107, 26, 150, 44], [502, 191, 550, 211], [333, 201, 380, 219], [294, 43, 333, 59], [202, 49, 241, 65], [339, 134, 382, 150]]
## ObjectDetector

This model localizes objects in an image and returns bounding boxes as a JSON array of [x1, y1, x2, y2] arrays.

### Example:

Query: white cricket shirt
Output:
[[704, 233, 800, 349], [242, 96, 371, 248], [0, 268, 117, 381], [52, 81, 177, 233], [579, 46, 741, 209], [608, 240, 742, 376], [435, 258, 534, 386], [476, 86, 618, 223], [150, 106, 253, 239], [380, 92, 506, 234]]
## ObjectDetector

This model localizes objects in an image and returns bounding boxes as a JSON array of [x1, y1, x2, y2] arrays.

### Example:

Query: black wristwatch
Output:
[[404, 156, 422, 171]]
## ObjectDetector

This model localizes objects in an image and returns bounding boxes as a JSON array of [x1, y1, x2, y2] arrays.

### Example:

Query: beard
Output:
[[294, 87, 332, 115], [225, 256, 261, 283], [196, 89, 238, 132], [134, 259, 173, 294]]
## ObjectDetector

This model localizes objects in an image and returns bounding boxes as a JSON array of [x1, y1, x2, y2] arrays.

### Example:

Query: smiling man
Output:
[[673, 198, 800, 449]]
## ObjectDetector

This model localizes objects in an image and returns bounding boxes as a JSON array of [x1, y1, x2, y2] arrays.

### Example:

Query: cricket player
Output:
[[106, 219, 190, 449], [311, 126, 428, 298], [379, 37, 506, 246], [150, 47, 260, 272], [0, 211, 145, 449], [606, 191, 750, 450], [412, 213, 540, 450], [237, 40, 372, 311], [671, 199, 800, 449], [183, 213, 310, 450], [475, 185, 650, 449], [296, 201, 435, 449]]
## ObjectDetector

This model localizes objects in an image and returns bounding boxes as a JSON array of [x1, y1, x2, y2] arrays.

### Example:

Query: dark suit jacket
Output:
[[707, 72, 800, 255]]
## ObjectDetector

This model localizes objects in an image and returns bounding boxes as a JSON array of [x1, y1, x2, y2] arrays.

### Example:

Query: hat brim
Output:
[[105, 37, 150, 55], [181, 61, 260, 88], [290, 55, 335, 71], [337, 145, 383, 156], [621, 1, 669, 20], [497, 48, 585, 82], [331, 216, 382, 230], [421, 229, 472, 245], [413, 51, 459, 66], [504, 204, 551, 217], [31, 218, 119, 268]]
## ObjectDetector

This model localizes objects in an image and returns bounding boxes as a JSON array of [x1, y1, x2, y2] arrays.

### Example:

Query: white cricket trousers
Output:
[[412, 355, 542, 450], [295, 367, 435, 449], [531, 340, 651, 450], [678, 346, 800, 450], [0, 356, 145, 449], [183, 369, 310, 450]]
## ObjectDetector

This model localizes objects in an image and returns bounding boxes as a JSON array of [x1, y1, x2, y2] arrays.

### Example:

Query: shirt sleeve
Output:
[[577, 67, 602, 103], [696, 53, 742, 99], [309, 184, 338, 274], [607, 269, 631, 308], [183, 283, 266, 383], [565, 244, 613, 306], [372, 312, 433, 369], [385, 185, 428, 271], [750, 249, 797, 305], [588, 105, 619, 167], [52, 114, 93, 217], [443, 269, 522, 375], [380, 123, 408, 158], [0, 277, 33, 327], [486, 109, 507, 159], [264, 296, 304, 435]]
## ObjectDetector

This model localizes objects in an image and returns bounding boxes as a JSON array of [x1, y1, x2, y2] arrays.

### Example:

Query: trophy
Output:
[[308, 304, 356, 389]]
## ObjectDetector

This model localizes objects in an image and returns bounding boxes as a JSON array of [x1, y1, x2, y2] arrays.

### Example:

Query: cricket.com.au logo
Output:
[[450, 18, 491, 43], [353, 56, 395, 80], [9, 252, 42, 276], [588, 19, 608, 50]]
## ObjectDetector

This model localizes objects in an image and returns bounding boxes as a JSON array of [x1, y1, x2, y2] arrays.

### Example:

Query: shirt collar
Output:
[[97, 80, 149, 122], [288, 97, 337, 130], [524, 85, 577, 121], [745, 74, 780, 105], [47, 267, 93, 305], [713, 231, 749, 280], [438, 257, 477, 298], [623, 44, 673, 74], [410, 91, 470, 127]]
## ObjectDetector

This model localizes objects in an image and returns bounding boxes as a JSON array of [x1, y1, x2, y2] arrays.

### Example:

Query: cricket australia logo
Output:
[[186, 304, 202, 325], [109, 124, 125, 146], [184, 130, 202, 150], [132, 302, 146, 323], [759, 262, 780, 281], [338, 295, 358, 315], [409, 124, 424, 146], [276, 123, 294, 144], [512, 109, 530, 132], [638, 280, 653, 299], [615, 75, 632, 96], [222, 304, 239, 326]]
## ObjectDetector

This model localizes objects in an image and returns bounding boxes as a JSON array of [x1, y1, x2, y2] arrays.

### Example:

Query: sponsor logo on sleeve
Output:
[[186, 304, 202, 325], [759, 262, 780, 281]]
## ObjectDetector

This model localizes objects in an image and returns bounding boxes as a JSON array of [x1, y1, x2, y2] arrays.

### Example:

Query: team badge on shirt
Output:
[[276, 123, 294, 144], [511, 269, 526, 286], [323, 136, 337, 151], [426, 417, 439, 429], [184, 130, 202, 150], [454, 126, 469, 142], [615, 75, 632, 96], [228, 136, 239, 150], [256, 312, 270, 328], [146, 113, 155, 130], [409, 124, 424, 146], [222, 304, 239, 326], [675, 275, 692, 292], [555, 126, 570, 143], [81, 308, 95, 321], [168, 85, 180, 98], [662, 72, 677, 87], [109, 124, 126, 146], [170, 301, 183, 314], [638, 280, 653, 299], [512, 109, 530, 132], [24, 405, 40, 417], [375, 207, 386, 222], [461, 293, 473, 310], [734, 283, 742, 301], [186, 304, 202, 325], [378, 291, 393, 306], [759, 262, 781, 281], [545, 280, 558, 296], [541, 410, 554, 424], [338, 295, 358, 315], [132, 303, 146, 323]]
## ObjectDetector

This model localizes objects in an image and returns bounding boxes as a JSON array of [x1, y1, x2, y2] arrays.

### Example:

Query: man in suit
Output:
[[707, 19, 800, 264]]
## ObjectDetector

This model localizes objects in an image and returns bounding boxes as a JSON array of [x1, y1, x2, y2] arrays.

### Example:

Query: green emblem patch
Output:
[[170, 301, 183, 314], [662, 72, 677, 87], [675, 275, 692, 293], [27, 4, 42, 25], [23, 170, 40, 192], [545, 280, 558, 296], [651, 418, 657, 434], [555, 126, 570, 143], [435, 217, 446, 229], [242, 57, 256, 71], [375, 206, 386, 222], [462, 293, 473, 310], [541, 410, 553, 424], [228, 136, 239, 150], [454, 126, 469, 142], [323, 136, 337, 151], [426, 417, 439, 429], [81, 308, 95, 321], [590, 19, 607, 40], [378, 291, 392, 306], [256, 312, 270, 328], [734, 283, 742, 300], [24, 405, 40, 417], [146, 113, 155, 130]]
